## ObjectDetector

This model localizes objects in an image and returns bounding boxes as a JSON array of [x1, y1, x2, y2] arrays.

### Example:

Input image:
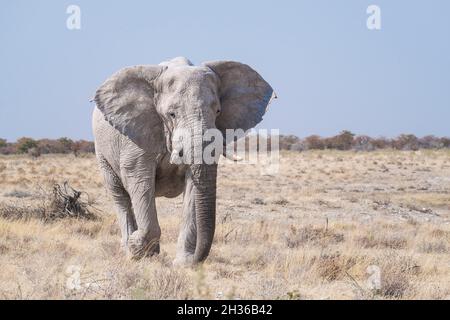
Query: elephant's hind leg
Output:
[[98, 156, 137, 251]]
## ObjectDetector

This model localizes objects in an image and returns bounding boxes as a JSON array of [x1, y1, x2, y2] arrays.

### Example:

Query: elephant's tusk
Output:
[[222, 148, 243, 162], [228, 154, 243, 162]]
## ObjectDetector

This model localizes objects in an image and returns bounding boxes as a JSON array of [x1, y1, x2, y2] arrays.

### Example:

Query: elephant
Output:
[[92, 57, 275, 265]]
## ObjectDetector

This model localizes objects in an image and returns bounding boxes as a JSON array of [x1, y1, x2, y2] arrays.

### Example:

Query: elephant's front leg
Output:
[[122, 161, 161, 259], [174, 171, 197, 265]]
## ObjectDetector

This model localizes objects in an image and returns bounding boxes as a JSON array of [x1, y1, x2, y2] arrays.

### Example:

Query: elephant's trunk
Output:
[[179, 115, 218, 263], [190, 163, 217, 263]]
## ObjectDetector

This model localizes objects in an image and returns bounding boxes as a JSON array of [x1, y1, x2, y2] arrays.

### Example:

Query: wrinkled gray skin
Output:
[[92, 57, 275, 265]]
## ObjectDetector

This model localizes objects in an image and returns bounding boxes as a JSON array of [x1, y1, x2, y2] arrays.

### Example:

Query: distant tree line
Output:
[[1, 131, 450, 156], [276, 131, 450, 152], [0, 137, 94, 156]]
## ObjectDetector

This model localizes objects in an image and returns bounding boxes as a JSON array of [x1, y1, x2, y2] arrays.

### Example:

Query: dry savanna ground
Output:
[[0, 150, 449, 300]]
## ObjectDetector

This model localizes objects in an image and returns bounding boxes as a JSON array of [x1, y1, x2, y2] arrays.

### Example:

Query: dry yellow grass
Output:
[[0, 150, 449, 299]]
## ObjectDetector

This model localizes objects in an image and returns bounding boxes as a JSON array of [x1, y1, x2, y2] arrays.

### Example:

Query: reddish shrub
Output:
[[392, 134, 420, 151], [305, 135, 326, 150]]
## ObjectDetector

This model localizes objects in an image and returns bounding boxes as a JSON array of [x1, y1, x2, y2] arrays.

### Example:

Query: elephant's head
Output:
[[94, 57, 275, 263]]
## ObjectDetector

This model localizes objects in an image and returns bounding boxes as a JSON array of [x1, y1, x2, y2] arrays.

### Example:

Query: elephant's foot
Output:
[[127, 230, 160, 260]]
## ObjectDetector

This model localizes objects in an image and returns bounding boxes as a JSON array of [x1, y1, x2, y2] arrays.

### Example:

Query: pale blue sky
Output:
[[0, 0, 449, 141]]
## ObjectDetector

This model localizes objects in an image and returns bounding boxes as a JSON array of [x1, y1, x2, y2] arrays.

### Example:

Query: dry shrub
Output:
[[419, 241, 448, 254], [285, 225, 344, 248], [4, 190, 34, 199], [271, 196, 289, 206], [251, 198, 266, 205], [356, 233, 407, 250], [313, 252, 356, 281], [0, 202, 45, 221], [126, 268, 189, 300], [0, 182, 98, 222], [73, 223, 103, 238], [430, 229, 450, 241], [258, 278, 291, 300], [214, 265, 240, 279], [217, 220, 272, 246], [375, 253, 420, 299], [241, 249, 269, 269], [148, 268, 189, 299]]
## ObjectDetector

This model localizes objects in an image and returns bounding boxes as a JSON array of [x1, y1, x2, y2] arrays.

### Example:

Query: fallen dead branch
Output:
[[0, 181, 99, 222]]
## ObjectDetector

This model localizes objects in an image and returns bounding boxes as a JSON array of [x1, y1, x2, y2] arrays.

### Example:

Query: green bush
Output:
[[16, 137, 38, 154]]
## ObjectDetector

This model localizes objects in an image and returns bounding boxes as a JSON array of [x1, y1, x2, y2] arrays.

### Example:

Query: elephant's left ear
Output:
[[203, 61, 276, 134]]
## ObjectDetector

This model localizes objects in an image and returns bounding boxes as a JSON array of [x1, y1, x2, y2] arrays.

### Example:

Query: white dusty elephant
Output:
[[92, 57, 275, 265]]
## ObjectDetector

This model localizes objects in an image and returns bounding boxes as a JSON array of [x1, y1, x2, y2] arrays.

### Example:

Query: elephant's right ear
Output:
[[94, 65, 166, 141]]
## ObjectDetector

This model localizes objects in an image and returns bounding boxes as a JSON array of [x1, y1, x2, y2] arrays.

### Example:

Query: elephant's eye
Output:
[[217, 109, 221, 114], [169, 112, 176, 119]]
